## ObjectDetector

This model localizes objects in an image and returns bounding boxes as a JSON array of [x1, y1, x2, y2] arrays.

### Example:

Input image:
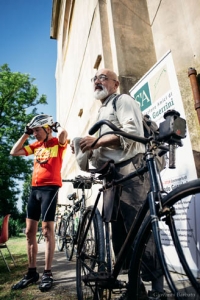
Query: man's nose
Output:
[[94, 77, 101, 83]]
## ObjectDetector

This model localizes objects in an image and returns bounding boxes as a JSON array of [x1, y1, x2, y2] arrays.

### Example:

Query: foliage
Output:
[[21, 174, 32, 217], [0, 216, 23, 237], [0, 64, 47, 220]]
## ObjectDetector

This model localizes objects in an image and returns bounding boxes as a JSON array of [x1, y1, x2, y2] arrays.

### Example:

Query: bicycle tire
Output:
[[76, 206, 105, 300], [57, 219, 65, 251], [37, 230, 44, 243], [65, 217, 75, 261], [54, 217, 60, 236], [129, 178, 200, 300]]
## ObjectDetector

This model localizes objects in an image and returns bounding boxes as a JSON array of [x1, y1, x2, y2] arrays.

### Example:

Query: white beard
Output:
[[94, 86, 109, 100]]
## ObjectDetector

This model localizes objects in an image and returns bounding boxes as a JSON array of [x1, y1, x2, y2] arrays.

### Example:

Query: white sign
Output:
[[130, 50, 200, 276]]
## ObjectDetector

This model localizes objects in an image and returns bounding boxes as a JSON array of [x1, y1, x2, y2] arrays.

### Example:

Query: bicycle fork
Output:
[[104, 222, 112, 273], [148, 191, 179, 299], [147, 152, 180, 299]]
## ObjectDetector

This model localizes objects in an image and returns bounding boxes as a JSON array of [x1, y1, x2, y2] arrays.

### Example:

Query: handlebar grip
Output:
[[169, 144, 176, 169]]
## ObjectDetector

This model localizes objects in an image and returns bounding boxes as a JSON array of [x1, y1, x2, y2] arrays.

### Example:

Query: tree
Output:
[[0, 64, 47, 218], [21, 174, 32, 217]]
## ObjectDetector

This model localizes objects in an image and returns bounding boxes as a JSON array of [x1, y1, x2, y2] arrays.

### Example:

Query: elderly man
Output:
[[71, 68, 165, 300]]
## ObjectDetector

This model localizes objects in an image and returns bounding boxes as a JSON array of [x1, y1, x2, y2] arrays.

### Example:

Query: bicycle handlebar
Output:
[[89, 120, 150, 145], [62, 176, 102, 185], [88, 111, 186, 169], [89, 110, 186, 148], [62, 179, 75, 182]]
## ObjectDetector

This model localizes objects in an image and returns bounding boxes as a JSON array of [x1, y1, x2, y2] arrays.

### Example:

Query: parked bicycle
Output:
[[76, 110, 200, 300], [56, 203, 73, 252], [37, 227, 45, 244], [54, 206, 63, 238], [38, 208, 63, 244], [57, 175, 102, 261]]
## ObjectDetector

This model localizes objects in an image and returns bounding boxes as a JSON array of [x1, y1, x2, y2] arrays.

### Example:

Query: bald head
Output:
[[97, 69, 119, 81], [93, 68, 120, 102]]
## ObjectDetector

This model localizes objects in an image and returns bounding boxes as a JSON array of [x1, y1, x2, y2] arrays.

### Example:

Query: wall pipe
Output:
[[188, 67, 200, 124]]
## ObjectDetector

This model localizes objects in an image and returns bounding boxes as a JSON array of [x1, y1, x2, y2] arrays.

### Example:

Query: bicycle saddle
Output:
[[67, 192, 77, 201], [88, 160, 115, 177]]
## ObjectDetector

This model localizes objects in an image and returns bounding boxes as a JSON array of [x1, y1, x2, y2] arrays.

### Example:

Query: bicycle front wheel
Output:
[[76, 206, 105, 300], [57, 219, 65, 251], [65, 217, 75, 261], [130, 178, 200, 300]]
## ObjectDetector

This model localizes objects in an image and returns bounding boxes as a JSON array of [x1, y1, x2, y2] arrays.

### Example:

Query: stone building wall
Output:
[[51, 0, 200, 201]]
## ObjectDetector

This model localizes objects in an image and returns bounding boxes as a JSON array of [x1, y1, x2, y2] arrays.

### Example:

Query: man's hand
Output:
[[79, 136, 99, 153], [24, 125, 33, 135], [70, 141, 75, 154]]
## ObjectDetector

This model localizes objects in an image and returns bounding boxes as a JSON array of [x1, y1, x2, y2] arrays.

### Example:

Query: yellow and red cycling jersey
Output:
[[24, 137, 67, 187]]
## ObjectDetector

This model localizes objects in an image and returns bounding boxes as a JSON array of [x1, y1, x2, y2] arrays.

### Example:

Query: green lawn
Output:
[[0, 234, 77, 300], [0, 234, 29, 299]]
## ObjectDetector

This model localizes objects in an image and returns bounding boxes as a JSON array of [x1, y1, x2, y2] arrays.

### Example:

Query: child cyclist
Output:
[[10, 114, 68, 292]]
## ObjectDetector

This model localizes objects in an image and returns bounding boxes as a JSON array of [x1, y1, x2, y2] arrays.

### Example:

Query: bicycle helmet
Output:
[[28, 114, 54, 129]]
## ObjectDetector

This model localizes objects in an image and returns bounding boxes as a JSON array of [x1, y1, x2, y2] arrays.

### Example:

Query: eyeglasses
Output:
[[91, 74, 117, 83]]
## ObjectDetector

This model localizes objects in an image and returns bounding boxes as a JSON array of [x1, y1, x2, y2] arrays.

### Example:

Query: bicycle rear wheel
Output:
[[37, 229, 44, 243], [130, 179, 200, 300], [65, 217, 75, 261], [76, 206, 105, 300], [54, 214, 60, 236], [57, 219, 65, 251]]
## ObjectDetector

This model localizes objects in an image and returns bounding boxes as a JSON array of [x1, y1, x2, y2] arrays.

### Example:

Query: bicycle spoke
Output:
[[130, 182, 200, 300], [57, 219, 65, 251], [65, 218, 75, 261]]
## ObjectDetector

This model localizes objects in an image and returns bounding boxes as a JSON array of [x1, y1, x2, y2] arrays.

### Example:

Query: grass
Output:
[[0, 234, 28, 299], [0, 234, 77, 299]]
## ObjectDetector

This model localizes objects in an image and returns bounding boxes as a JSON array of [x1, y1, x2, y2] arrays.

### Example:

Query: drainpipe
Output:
[[188, 67, 200, 124]]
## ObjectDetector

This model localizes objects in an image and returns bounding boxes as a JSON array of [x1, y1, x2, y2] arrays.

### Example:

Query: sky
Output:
[[0, 0, 57, 120], [0, 0, 57, 211]]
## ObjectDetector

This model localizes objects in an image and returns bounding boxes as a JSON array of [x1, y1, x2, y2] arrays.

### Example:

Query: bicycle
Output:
[[60, 175, 102, 261], [37, 227, 45, 244], [37, 208, 63, 244], [54, 206, 62, 238], [56, 202, 73, 252], [76, 109, 200, 300]]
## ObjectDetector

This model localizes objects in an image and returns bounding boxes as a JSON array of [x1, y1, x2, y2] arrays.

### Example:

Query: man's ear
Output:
[[115, 80, 120, 89], [47, 126, 52, 133]]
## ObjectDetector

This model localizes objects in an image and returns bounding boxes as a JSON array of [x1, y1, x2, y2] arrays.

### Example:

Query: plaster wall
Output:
[[52, 0, 200, 201], [147, 0, 200, 172]]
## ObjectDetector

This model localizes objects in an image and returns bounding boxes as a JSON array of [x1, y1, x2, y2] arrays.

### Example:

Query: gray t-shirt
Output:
[[90, 93, 145, 168]]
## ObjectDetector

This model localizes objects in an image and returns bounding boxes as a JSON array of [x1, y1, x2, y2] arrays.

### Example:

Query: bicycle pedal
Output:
[[114, 280, 127, 289]]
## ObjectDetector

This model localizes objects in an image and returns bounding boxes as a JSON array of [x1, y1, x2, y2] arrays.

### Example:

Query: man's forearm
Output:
[[10, 134, 28, 155], [96, 134, 120, 148], [57, 126, 68, 145]]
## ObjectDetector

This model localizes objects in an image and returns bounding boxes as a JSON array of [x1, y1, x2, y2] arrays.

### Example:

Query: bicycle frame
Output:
[[78, 138, 190, 293], [77, 149, 185, 297], [77, 146, 163, 273], [76, 111, 200, 299]]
